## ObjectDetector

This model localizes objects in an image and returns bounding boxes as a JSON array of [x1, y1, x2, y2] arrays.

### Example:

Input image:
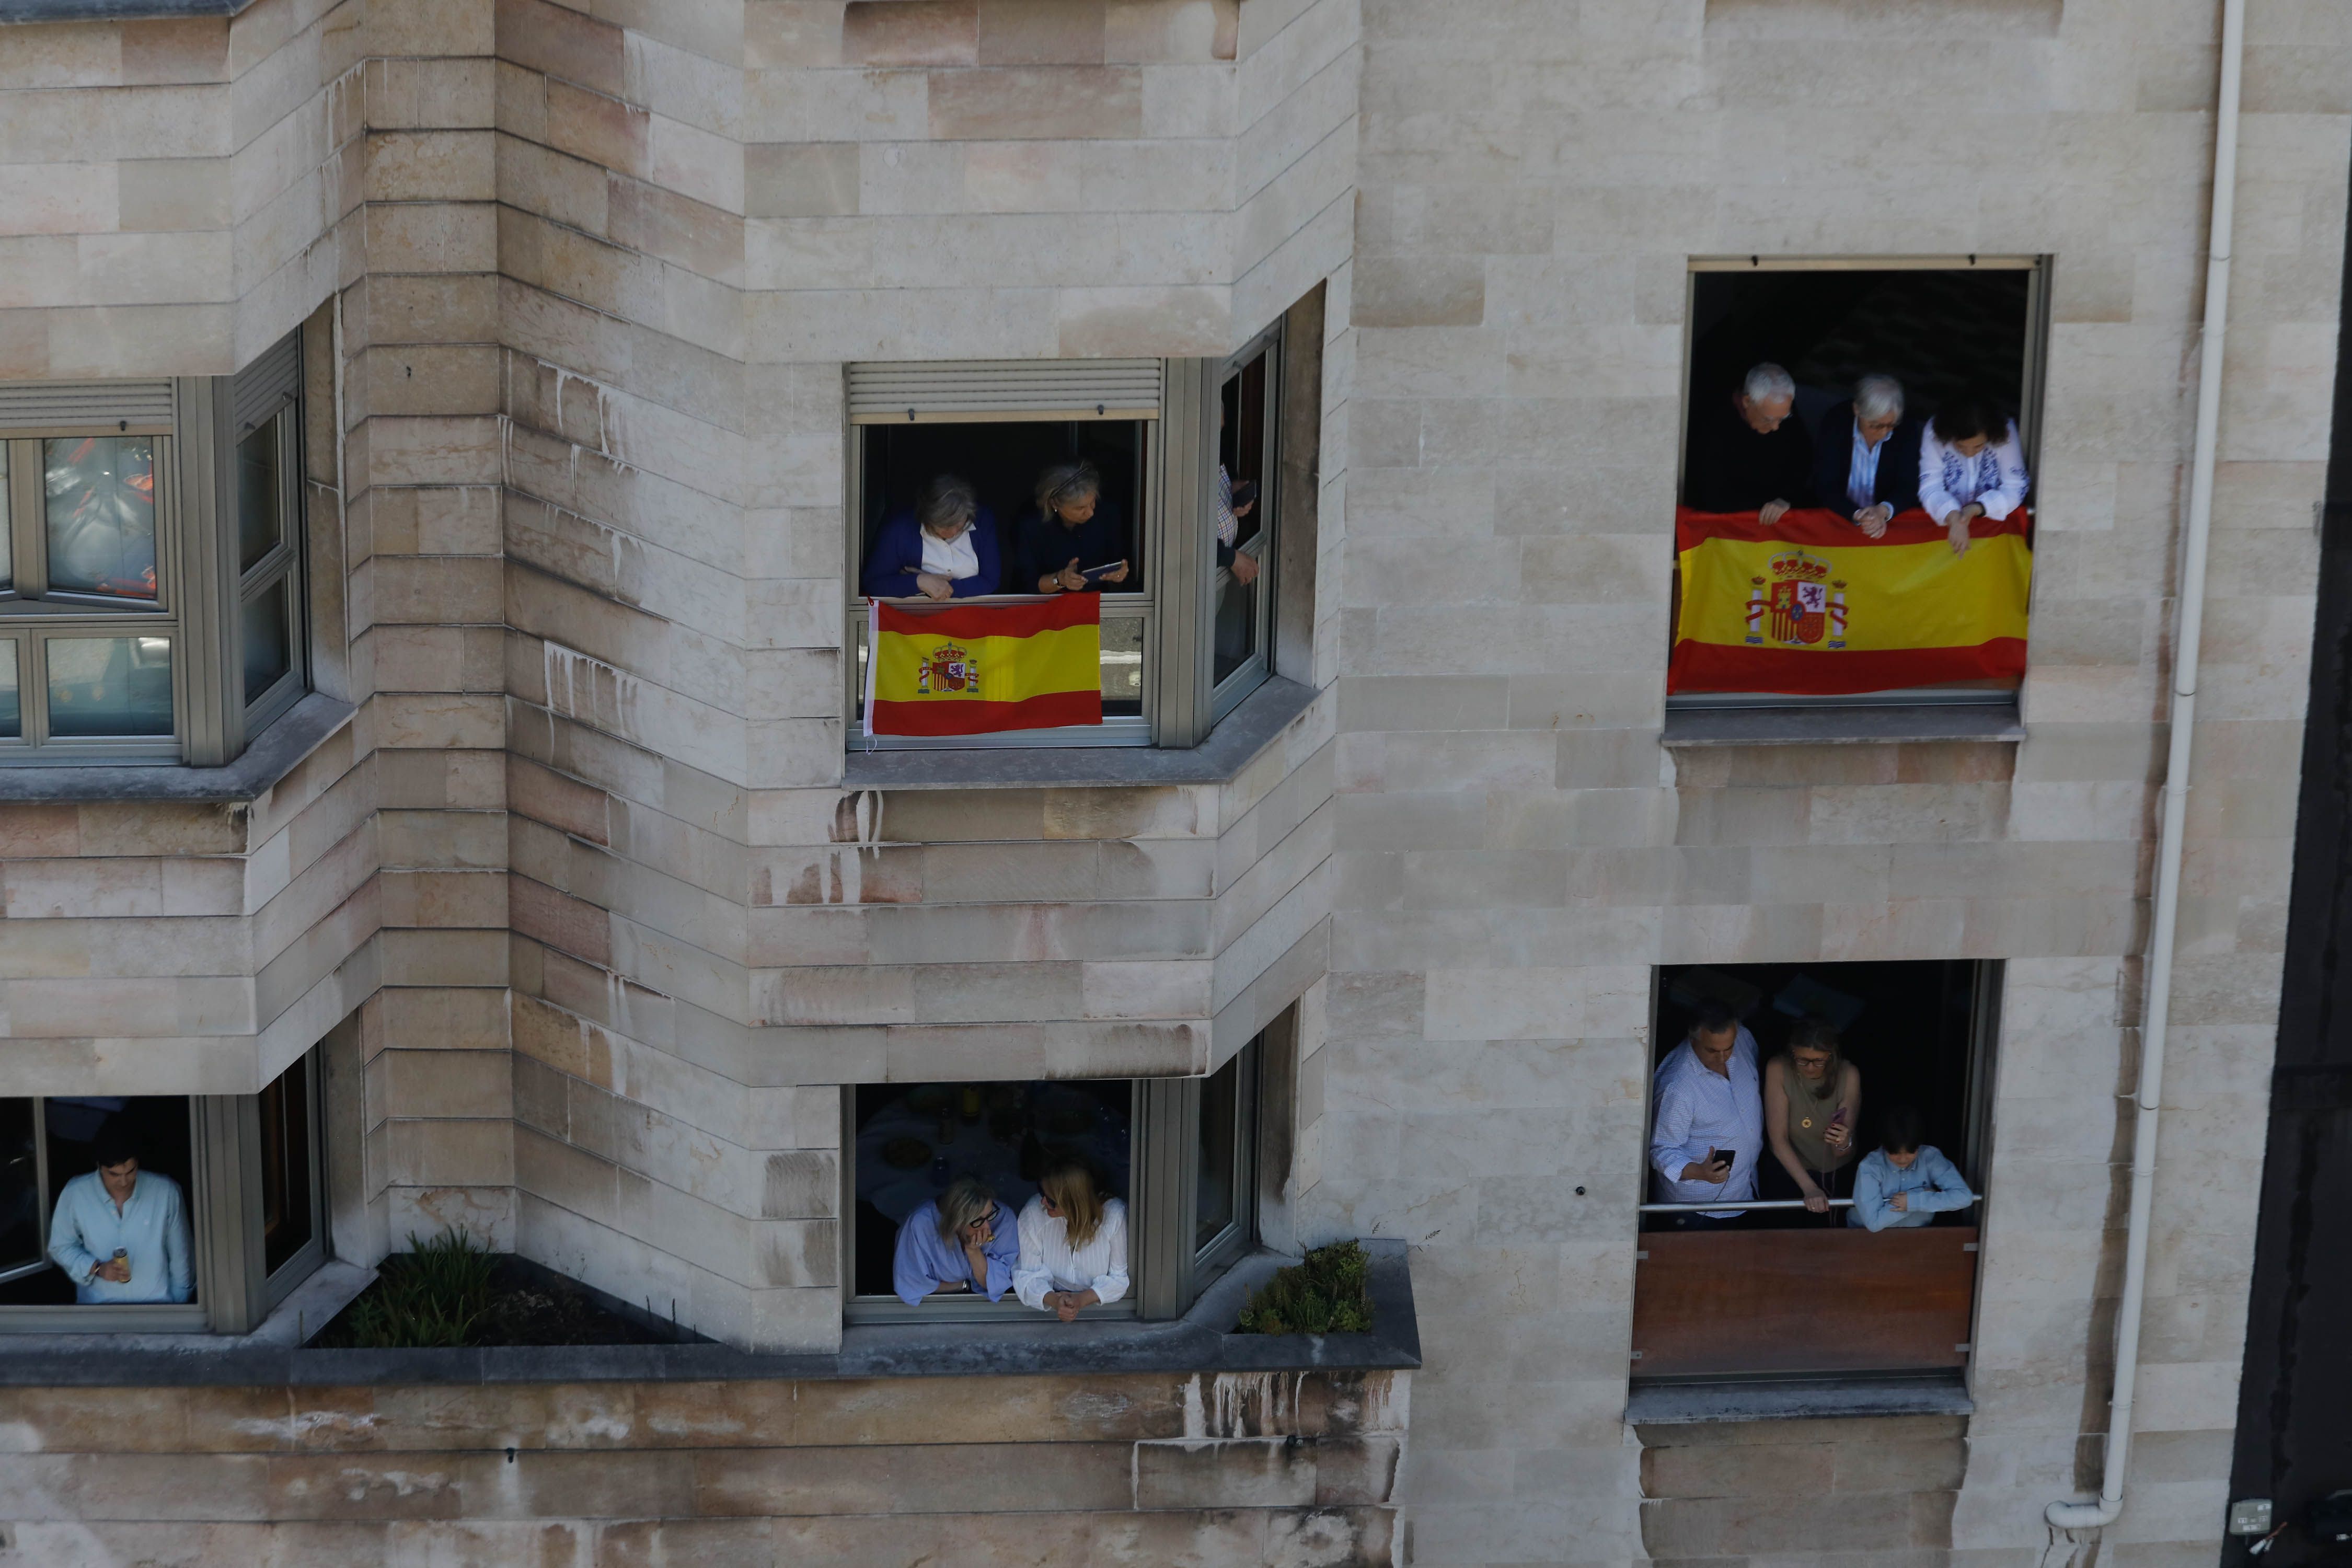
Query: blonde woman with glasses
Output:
[[1013, 1160, 1129, 1322], [891, 1175, 1020, 1305]]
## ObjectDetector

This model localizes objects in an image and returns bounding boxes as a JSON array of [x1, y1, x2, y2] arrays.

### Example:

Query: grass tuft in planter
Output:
[[338, 1226, 496, 1348], [1236, 1240, 1373, 1335]]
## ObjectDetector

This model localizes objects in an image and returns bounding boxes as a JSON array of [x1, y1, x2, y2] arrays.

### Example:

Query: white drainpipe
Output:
[[2045, 0, 2245, 1535]]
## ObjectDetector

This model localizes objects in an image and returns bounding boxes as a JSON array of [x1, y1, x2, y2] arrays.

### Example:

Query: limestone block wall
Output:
[[1638, 1413, 1968, 1567], [1328, 3, 2344, 1566], [0, 1367, 1408, 1565]]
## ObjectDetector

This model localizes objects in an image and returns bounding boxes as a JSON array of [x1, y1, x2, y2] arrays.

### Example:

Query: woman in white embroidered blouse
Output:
[[1013, 1161, 1130, 1322], [1918, 396, 2031, 557]]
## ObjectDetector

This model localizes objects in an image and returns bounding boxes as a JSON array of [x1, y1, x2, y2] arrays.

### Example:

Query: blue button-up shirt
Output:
[[1847, 423, 1886, 512], [1648, 1027, 1763, 1215], [892, 1198, 1019, 1306], [1847, 1146, 1976, 1231], [48, 1169, 193, 1304]]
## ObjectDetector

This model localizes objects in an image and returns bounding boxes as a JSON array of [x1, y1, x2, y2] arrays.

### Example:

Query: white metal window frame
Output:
[[0, 1046, 329, 1335], [838, 1043, 1262, 1327], [1668, 255, 2050, 712], [0, 328, 308, 765], [842, 344, 1284, 752]]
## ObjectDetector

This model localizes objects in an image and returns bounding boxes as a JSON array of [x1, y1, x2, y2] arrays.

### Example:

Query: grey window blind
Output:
[[0, 378, 175, 432], [231, 329, 302, 436], [847, 359, 1163, 424]]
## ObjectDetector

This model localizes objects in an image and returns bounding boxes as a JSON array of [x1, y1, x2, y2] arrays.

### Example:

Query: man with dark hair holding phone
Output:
[[47, 1122, 194, 1304], [1648, 1002, 1763, 1228]]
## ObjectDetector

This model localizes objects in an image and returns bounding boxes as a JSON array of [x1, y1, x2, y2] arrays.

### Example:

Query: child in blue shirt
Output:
[[1848, 1105, 1976, 1231]]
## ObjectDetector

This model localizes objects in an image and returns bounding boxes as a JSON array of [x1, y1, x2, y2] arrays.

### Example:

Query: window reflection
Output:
[[0, 642, 18, 740], [44, 437, 157, 602], [1215, 352, 1270, 687], [1195, 1054, 1240, 1251], [0, 443, 13, 592], [242, 584, 291, 699], [236, 420, 281, 573], [45, 636, 172, 737], [258, 1056, 313, 1276]]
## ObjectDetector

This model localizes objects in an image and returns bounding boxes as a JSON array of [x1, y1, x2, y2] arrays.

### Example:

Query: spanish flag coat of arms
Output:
[[1669, 506, 2032, 695], [864, 596, 1103, 736]]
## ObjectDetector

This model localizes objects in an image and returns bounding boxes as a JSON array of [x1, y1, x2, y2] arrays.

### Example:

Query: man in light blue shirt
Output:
[[1848, 1105, 1976, 1231], [1648, 1005, 1763, 1225], [48, 1126, 193, 1304]]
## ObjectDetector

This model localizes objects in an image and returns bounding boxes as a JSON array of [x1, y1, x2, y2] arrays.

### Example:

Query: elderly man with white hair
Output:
[[1810, 374, 1924, 539], [1685, 362, 1815, 523]]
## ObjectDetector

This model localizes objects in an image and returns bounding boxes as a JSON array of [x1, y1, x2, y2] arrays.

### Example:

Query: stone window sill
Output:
[[844, 676, 1323, 790], [0, 693, 354, 804], [1661, 701, 2023, 747], [1627, 1373, 1973, 1425], [0, 1241, 1419, 1387]]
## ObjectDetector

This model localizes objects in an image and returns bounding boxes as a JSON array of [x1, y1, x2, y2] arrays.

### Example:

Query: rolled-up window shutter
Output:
[[0, 378, 175, 432], [847, 359, 1163, 424], [231, 328, 302, 436]]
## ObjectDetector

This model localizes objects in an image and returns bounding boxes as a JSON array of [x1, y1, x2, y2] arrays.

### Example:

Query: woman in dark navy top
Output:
[[1013, 462, 1132, 594], [860, 474, 1002, 599]]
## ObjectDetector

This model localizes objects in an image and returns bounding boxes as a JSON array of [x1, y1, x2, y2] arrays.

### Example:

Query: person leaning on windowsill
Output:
[[1012, 1160, 1129, 1322], [859, 473, 1002, 601], [1761, 1017, 1862, 1218], [1014, 460, 1131, 595], [1810, 373, 1924, 540], [1847, 1104, 1976, 1231], [1917, 394, 2031, 557], [891, 1175, 1021, 1305], [1683, 361, 1815, 526], [47, 1123, 193, 1305]]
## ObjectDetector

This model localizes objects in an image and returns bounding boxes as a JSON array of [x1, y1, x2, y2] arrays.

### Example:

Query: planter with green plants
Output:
[[1234, 1240, 1374, 1335]]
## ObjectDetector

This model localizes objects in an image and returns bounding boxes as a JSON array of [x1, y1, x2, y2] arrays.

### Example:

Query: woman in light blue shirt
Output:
[[1848, 1105, 1976, 1232], [891, 1175, 1020, 1306], [48, 1127, 193, 1304]]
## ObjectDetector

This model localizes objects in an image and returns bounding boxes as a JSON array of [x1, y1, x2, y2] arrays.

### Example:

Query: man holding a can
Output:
[[48, 1123, 194, 1304]]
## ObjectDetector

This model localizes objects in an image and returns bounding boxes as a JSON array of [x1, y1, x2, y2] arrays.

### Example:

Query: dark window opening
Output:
[[259, 1054, 316, 1277], [0, 1094, 197, 1307], [850, 1079, 1133, 1303], [1633, 961, 1995, 1381]]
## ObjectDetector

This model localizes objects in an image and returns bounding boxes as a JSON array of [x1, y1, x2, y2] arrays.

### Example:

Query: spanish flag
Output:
[[1669, 507, 2032, 696], [864, 596, 1103, 736]]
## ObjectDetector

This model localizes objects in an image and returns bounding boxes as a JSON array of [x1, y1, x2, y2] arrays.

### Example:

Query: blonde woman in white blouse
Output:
[[1013, 1161, 1129, 1322], [1918, 395, 2031, 557]]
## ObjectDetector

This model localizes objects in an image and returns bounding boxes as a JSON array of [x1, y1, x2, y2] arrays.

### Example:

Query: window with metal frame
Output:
[[0, 328, 307, 764], [0, 1048, 326, 1333], [1670, 258, 2047, 714], [843, 1040, 1262, 1324], [843, 336, 1283, 752]]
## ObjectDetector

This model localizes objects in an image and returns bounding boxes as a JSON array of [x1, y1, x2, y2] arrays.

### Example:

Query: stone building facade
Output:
[[0, 0, 2340, 1564]]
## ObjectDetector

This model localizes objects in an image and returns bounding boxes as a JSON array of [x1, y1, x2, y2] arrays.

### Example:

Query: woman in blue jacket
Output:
[[860, 474, 1002, 599]]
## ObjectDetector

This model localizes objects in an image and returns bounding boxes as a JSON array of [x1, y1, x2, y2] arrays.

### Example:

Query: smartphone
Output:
[[1079, 561, 1127, 582]]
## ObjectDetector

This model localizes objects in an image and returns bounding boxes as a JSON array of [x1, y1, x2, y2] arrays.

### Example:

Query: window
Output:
[[1671, 260, 2046, 712], [844, 329, 1287, 752], [0, 1050, 325, 1332], [0, 328, 306, 764], [1632, 962, 1998, 1381], [844, 1040, 1261, 1323]]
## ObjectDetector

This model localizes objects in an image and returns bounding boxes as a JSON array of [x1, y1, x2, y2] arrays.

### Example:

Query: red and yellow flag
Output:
[[864, 596, 1102, 736], [1669, 507, 2032, 696]]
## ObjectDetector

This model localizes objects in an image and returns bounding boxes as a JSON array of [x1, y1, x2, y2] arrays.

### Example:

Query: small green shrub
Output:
[[1236, 1240, 1373, 1335], [341, 1227, 496, 1348]]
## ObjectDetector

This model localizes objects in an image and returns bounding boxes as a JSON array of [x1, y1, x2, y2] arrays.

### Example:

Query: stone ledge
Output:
[[1661, 702, 2024, 747], [0, 0, 252, 19], [0, 1241, 1417, 1387], [845, 677, 1322, 790], [1627, 1373, 1973, 1425], [0, 693, 355, 802]]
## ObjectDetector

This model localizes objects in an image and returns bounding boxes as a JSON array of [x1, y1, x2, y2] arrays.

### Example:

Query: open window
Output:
[[1632, 962, 1999, 1382], [843, 1041, 1261, 1324], [1670, 260, 2045, 714], [0, 1049, 325, 1332], [844, 327, 1292, 753]]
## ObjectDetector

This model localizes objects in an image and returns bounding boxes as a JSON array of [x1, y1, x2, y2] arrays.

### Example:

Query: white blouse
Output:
[[1918, 417, 2031, 522], [918, 525, 980, 581], [1012, 1195, 1130, 1311]]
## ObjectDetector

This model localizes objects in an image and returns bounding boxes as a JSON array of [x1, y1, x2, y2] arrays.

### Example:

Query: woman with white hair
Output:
[[1685, 361, 1815, 522], [859, 474, 1003, 599], [1811, 374, 1923, 538], [891, 1175, 1021, 1304], [1918, 394, 2031, 556], [1014, 460, 1132, 595]]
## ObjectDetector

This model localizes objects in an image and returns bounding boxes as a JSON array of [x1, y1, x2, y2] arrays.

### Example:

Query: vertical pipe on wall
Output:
[[2045, 0, 2246, 1534]]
